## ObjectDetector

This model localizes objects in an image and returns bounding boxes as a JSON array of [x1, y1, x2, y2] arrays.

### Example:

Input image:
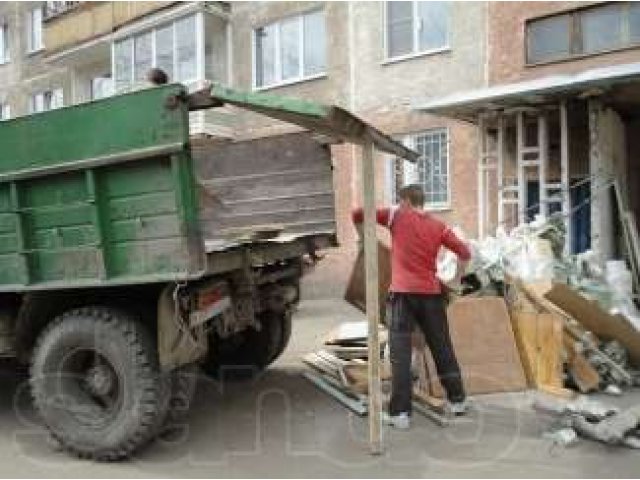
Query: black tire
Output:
[[203, 309, 292, 380], [30, 307, 169, 461], [161, 363, 198, 437], [268, 309, 292, 364]]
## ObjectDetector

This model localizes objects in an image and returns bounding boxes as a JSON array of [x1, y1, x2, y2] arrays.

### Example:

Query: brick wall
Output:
[[489, 1, 640, 84]]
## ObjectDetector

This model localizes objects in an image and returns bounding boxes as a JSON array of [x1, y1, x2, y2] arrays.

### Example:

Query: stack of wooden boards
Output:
[[506, 280, 640, 397], [303, 297, 533, 418], [301, 321, 389, 416]]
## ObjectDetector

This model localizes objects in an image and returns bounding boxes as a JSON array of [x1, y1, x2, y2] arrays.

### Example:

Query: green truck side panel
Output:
[[0, 85, 205, 290], [0, 83, 339, 290], [0, 85, 189, 179], [210, 85, 329, 119]]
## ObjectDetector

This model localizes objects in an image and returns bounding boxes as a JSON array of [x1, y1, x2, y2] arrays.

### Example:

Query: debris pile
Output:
[[534, 394, 640, 449], [462, 215, 640, 449], [302, 321, 454, 425], [455, 214, 640, 399]]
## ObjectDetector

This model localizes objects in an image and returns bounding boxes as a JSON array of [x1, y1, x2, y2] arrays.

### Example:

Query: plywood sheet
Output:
[[422, 297, 528, 396], [545, 283, 640, 367], [343, 241, 392, 324]]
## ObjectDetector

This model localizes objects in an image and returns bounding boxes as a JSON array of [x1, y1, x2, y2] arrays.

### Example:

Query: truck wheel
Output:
[[203, 310, 292, 380], [161, 364, 198, 437], [30, 307, 168, 461], [267, 309, 292, 364]]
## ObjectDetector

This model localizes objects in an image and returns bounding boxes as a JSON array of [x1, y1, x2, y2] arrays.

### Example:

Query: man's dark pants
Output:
[[388, 292, 465, 415]]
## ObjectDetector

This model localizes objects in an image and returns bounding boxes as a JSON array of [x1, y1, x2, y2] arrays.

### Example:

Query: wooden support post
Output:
[[361, 139, 382, 455], [559, 101, 571, 255]]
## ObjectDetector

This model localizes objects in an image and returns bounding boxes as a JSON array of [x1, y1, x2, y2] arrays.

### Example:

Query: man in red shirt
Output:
[[352, 184, 471, 429]]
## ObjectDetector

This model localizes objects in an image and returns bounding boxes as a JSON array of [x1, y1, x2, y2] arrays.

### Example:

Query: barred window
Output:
[[393, 129, 450, 208]]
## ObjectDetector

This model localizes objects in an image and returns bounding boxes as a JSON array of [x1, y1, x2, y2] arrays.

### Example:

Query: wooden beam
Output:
[[361, 139, 382, 455]]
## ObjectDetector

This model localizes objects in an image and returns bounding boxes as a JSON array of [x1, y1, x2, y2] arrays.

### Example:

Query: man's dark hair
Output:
[[398, 184, 425, 207], [147, 68, 169, 86]]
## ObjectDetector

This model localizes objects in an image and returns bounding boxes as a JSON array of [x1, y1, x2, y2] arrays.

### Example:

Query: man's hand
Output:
[[453, 260, 469, 286]]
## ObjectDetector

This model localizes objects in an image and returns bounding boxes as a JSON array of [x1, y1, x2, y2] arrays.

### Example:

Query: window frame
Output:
[[382, 1, 451, 64], [252, 8, 327, 91], [526, 2, 640, 66], [0, 102, 10, 121], [28, 87, 64, 114], [391, 128, 451, 211], [26, 6, 44, 54], [0, 23, 9, 64], [111, 13, 202, 93], [90, 74, 113, 101]]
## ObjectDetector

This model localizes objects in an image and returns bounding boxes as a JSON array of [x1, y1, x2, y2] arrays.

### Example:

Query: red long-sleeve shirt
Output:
[[352, 206, 471, 294]]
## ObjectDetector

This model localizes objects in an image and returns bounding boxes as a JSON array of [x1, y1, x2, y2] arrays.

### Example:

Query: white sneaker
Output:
[[383, 412, 411, 430], [447, 400, 469, 416]]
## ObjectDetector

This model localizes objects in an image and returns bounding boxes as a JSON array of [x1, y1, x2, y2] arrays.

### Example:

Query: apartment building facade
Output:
[[0, 1, 488, 263], [11, 1, 488, 248], [420, 1, 640, 267], [0, 1, 69, 119], [227, 1, 487, 244]]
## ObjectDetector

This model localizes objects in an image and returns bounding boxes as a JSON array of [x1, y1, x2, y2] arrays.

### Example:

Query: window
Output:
[[90, 75, 113, 100], [0, 24, 9, 64], [113, 14, 198, 92], [134, 31, 152, 83], [386, 1, 450, 59], [0, 102, 10, 121], [27, 7, 44, 53], [254, 9, 326, 88], [176, 16, 197, 82], [44, 1, 79, 20], [29, 88, 63, 114], [114, 38, 133, 92], [527, 2, 640, 64], [392, 130, 449, 208]]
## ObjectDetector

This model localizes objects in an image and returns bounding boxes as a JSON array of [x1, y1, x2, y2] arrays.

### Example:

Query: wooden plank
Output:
[[343, 361, 391, 394], [564, 334, 600, 393], [508, 309, 563, 389], [544, 283, 640, 366], [361, 139, 382, 454], [343, 242, 392, 324], [423, 297, 528, 396], [302, 371, 368, 416], [508, 282, 564, 389]]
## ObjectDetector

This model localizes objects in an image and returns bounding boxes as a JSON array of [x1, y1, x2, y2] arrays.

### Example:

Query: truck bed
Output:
[[192, 132, 337, 253]]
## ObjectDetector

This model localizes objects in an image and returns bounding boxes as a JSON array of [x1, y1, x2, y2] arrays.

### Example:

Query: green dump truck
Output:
[[0, 82, 413, 460]]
